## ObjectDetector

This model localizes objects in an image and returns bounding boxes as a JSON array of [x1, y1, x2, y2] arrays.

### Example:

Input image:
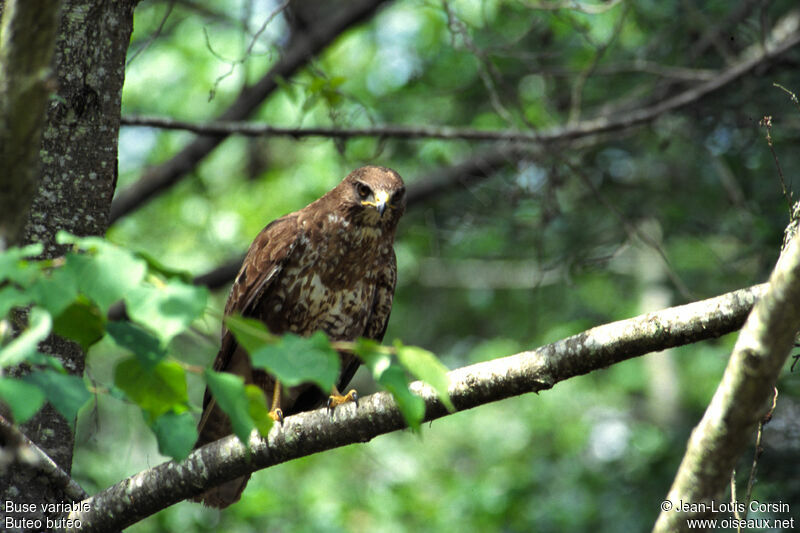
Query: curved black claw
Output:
[[326, 396, 335, 414]]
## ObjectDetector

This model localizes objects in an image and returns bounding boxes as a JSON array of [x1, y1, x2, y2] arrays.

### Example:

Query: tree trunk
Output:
[[0, 0, 136, 528]]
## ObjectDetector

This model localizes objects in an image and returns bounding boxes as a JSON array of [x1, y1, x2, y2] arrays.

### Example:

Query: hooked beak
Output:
[[373, 190, 389, 216]]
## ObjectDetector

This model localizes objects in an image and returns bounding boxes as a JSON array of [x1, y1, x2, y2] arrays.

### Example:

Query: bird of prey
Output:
[[194, 166, 406, 507]]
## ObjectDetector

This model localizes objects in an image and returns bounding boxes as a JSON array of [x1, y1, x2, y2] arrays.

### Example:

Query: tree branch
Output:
[[109, 0, 391, 224], [654, 230, 800, 531], [69, 283, 765, 532], [0, 416, 88, 502], [119, 21, 800, 144]]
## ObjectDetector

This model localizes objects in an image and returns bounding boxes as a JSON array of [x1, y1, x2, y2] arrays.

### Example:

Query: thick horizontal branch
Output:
[[109, 0, 390, 224], [120, 25, 800, 144], [69, 283, 766, 533]]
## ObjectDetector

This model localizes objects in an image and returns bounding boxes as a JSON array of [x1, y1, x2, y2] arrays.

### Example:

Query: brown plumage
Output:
[[194, 166, 406, 507]]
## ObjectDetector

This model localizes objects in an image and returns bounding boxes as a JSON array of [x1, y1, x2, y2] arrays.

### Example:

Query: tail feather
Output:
[[193, 397, 250, 508], [193, 475, 251, 508]]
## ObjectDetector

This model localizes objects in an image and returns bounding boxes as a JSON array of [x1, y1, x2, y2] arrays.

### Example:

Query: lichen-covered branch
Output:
[[68, 283, 765, 533], [653, 233, 800, 531]]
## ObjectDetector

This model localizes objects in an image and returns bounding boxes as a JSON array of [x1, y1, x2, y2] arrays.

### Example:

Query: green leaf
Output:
[[245, 384, 273, 437], [250, 331, 340, 391], [377, 365, 426, 432], [125, 279, 208, 344], [0, 286, 32, 317], [24, 370, 90, 424], [52, 300, 105, 352], [65, 247, 147, 313], [204, 370, 256, 443], [135, 250, 193, 282], [25, 351, 65, 372], [225, 314, 277, 354], [0, 308, 52, 368], [0, 377, 46, 423], [56, 230, 103, 248], [106, 321, 167, 370], [27, 264, 79, 316], [0, 243, 43, 286], [394, 340, 454, 412], [114, 357, 188, 418], [357, 339, 427, 430], [150, 410, 198, 461], [353, 338, 388, 363], [354, 338, 392, 378]]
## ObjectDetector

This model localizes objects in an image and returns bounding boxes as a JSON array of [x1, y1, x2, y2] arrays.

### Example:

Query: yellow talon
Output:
[[327, 388, 359, 413], [269, 408, 284, 424]]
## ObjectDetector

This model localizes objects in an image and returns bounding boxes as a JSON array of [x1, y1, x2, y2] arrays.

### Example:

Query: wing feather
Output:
[[200, 215, 300, 415]]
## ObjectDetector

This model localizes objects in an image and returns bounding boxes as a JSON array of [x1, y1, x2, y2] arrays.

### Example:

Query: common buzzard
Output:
[[194, 166, 406, 507]]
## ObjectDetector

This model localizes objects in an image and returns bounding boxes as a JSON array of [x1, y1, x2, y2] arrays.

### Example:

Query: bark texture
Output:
[[0, 0, 61, 247], [0, 0, 136, 528]]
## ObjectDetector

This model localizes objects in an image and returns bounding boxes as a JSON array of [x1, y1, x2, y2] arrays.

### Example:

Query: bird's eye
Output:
[[356, 182, 371, 199], [391, 188, 405, 204]]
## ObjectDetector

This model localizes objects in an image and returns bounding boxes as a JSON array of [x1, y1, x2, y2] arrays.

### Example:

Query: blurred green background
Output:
[[75, 0, 800, 530]]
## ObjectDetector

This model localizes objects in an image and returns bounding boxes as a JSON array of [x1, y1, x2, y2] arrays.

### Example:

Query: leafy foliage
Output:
[[204, 370, 271, 443], [0, 377, 45, 422], [23, 370, 91, 425], [1, 233, 452, 460], [114, 357, 188, 419], [226, 316, 340, 391], [226, 315, 452, 431], [150, 410, 198, 461]]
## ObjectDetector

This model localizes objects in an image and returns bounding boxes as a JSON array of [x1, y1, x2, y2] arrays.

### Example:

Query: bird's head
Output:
[[340, 166, 406, 228]]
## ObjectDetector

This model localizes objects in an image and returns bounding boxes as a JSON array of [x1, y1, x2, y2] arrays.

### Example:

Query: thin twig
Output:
[[730, 469, 740, 525], [206, 0, 291, 101], [568, 2, 629, 124], [773, 82, 800, 112], [567, 159, 694, 301], [442, 1, 516, 124], [741, 387, 778, 519], [126, 0, 175, 67], [759, 115, 792, 206], [518, 0, 624, 14]]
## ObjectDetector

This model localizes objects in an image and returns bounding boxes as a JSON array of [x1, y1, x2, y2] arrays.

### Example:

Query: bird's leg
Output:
[[327, 385, 359, 413], [269, 380, 284, 424]]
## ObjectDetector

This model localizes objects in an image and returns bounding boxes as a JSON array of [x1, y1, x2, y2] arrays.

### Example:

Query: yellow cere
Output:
[[361, 190, 390, 208]]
